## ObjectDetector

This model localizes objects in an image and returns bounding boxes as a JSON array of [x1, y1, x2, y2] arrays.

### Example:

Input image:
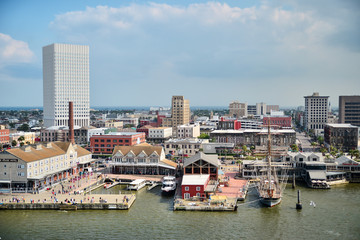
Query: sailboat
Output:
[[257, 125, 283, 207]]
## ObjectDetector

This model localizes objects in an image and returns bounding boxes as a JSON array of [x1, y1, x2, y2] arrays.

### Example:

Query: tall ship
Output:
[[257, 125, 285, 207]]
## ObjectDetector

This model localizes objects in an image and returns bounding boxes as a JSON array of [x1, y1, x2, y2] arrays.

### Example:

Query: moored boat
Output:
[[257, 125, 285, 207], [161, 176, 177, 194], [127, 179, 146, 191]]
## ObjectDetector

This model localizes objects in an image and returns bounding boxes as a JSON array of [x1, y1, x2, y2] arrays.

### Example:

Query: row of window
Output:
[[94, 139, 130, 143]]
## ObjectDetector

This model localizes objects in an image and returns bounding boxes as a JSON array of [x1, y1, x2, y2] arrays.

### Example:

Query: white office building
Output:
[[43, 43, 90, 127], [304, 92, 329, 135]]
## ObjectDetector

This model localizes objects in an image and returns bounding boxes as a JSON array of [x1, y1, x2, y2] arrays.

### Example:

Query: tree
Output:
[[20, 142, 24, 147], [198, 133, 210, 139], [317, 136, 324, 145], [17, 124, 30, 132], [236, 160, 243, 173], [11, 140, 17, 147], [18, 136, 25, 143], [291, 144, 299, 152], [320, 148, 327, 156]]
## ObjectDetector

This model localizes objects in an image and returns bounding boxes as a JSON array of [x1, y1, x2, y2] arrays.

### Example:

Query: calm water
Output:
[[1, 184, 359, 240]]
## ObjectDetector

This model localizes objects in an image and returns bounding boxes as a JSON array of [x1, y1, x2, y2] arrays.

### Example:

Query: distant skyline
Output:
[[0, 0, 359, 108]]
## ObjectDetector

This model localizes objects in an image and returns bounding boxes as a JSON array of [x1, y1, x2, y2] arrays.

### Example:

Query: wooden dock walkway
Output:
[[0, 194, 136, 210]]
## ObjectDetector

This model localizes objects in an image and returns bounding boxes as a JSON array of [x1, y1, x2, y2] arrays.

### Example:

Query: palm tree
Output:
[[236, 160, 243, 174]]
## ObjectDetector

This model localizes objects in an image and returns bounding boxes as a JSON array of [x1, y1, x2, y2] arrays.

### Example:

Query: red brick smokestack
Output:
[[69, 101, 75, 144]]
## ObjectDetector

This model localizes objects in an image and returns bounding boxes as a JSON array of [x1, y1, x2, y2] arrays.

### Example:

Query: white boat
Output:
[[127, 179, 146, 191], [161, 176, 177, 194]]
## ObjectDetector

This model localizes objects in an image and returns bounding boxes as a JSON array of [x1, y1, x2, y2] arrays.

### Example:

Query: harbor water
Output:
[[1, 184, 359, 240]]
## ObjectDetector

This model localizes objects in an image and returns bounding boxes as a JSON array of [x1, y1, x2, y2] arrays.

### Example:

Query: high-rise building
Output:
[[162, 96, 190, 136], [43, 43, 89, 127], [229, 101, 247, 118], [247, 105, 257, 115], [256, 102, 267, 115], [339, 95, 360, 127], [304, 92, 329, 135]]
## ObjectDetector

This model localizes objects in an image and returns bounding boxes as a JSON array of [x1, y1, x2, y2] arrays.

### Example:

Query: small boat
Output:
[[161, 176, 177, 194], [127, 179, 147, 191]]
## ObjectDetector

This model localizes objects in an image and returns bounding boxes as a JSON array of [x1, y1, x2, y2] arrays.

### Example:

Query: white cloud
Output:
[[0, 33, 34, 65], [48, 2, 360, 106]]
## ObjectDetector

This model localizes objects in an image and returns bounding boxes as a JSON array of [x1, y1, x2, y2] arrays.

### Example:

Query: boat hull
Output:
[[260, 197, 281, 207]]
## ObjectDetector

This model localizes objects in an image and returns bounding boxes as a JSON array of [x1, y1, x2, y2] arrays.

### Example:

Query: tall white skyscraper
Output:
[[43, 43, 90, 127], [304, 92, 329, 135]]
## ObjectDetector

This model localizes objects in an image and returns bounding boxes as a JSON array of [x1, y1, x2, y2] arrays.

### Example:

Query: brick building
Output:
[[263, 116, 292, 128], [89, 132, 145, 155]]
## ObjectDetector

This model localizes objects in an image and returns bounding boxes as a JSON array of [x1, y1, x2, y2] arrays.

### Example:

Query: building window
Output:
[[185, 186, 189, 191], [184, 193, 190, 199], [196, 186, 200, 191], [95, 139, 99, 142], [196, 193, 200, 197]]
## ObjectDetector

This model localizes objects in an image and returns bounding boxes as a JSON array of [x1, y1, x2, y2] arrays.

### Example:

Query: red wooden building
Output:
[[181, 174, 210, 199]]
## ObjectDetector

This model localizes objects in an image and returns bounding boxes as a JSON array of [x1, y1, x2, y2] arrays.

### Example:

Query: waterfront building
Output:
[[229, 101, 247, 118], [339, 95, 360, 127], [164, 138, 209, 157], [111, 143, 177, 175], [162, 96, 190, 137], [177, 123, 200, 138], [0, 125, 10, 145], [324, 124, 358, 152], [304, 92, 329, 135], [181, 174, 210, 199], [43, 43, 90, 127], [0, 142, 92, 193], [210, 129, 296, 147], [89, 132, 146, 155], [148, 127, 173, 143], [183, 152, 220, 180]]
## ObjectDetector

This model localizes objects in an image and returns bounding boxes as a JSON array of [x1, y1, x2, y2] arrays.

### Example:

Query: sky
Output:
[[0, 0, 359, 108]]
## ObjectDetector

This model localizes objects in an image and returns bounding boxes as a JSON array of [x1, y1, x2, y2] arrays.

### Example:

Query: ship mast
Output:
[[267, 123, 272, 178]]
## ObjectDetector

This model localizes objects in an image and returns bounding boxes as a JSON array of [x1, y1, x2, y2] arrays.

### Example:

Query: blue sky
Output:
[[0, 0, 359, 107]]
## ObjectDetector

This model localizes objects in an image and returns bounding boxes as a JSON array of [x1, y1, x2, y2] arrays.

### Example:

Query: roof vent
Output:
[[24, 146, 31, 152], [35, 144, 42, 150], [46, 143, 52, 148]]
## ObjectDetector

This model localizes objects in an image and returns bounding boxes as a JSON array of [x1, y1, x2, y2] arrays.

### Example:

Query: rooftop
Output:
[[326, 123, 358, 128], [181, 174, 210, 185]]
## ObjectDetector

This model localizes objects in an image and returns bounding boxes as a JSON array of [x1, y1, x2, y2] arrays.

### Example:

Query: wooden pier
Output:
[[0, 193, 136, 211]]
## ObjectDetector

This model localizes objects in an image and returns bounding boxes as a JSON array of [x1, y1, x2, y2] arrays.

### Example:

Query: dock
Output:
[[217, 172, 249, 201], [173, 197, 237, 211], [0, 194, 136, 210]]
